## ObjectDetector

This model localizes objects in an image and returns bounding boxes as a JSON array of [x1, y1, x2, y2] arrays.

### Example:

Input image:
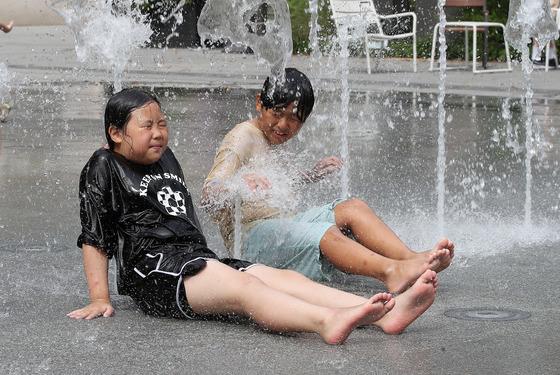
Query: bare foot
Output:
[[384, 248, 448, 293], [422, 238, 455, 273], [374, 270, 437, 335], [321, 292, 394, 345], [365, 292, 395, 324]]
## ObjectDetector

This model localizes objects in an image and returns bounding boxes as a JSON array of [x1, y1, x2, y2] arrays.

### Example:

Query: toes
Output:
[[384, 298, 396, 310], [429, 248, 448, 262], [435, 238, 450, 250], [436, 238, 455, 253], [428, 252, 437, 262], [436, 248, 450, 259], [370, 294, 383, 304], [421, 269, 436, 282], [371, 292, 392, 304], [382, 293, 393, 304]]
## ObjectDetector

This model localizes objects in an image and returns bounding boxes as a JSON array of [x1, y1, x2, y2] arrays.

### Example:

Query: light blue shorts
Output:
[[242, 199, 343, 281]]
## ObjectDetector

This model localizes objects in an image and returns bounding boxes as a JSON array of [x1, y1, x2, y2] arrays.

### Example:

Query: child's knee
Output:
[[321, 225, 347, 244], [347, 198, 369, 210], [336, 198, 373, 217]]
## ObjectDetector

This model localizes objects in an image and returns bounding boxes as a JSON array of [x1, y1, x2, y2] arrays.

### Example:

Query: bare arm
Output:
[[295, 156, 344, 186], [67, 245, 114, 320]]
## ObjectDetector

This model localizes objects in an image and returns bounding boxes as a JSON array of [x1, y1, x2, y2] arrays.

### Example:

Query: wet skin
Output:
[[252, 95, 303, 145], [108, 101, 168, 165]]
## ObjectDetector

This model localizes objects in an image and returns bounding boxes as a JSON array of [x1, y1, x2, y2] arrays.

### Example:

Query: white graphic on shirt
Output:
[[139, 172, 188, 197], [157, 186, 187, 216]]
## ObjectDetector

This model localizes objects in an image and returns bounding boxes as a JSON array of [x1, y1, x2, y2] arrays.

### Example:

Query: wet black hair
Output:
[[260, 68, 315, 123], [104, 88, 160, 150]]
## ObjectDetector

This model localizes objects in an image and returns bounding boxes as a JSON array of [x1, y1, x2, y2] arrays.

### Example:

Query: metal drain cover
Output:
[[444, 307, 530, 321]]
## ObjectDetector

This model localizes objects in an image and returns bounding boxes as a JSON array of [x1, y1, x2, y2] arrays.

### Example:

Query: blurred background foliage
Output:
[[138, 0, 558, 61], [287, 0, 558, 61]]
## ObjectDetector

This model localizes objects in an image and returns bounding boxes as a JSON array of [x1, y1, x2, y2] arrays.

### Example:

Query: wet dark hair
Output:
[[104, 88, 160, 150], [260, 68, 315, 123]]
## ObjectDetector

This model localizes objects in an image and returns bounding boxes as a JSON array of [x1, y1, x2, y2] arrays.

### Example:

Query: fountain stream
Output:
[[198, 0, 293, 84], [337, 25, 351, 199], [505, 0, 559, 226], [198, 0, 294, 256], [436, 0, 448, 236], [308, 0, 321, 59], [162, 0, 187, 47], [48, 0, 152, 93], [0, 63, 11, 122], [0, 63, 10, 103]]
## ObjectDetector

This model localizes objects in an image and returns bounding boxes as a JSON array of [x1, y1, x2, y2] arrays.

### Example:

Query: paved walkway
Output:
[[1, 26, 560, 100]]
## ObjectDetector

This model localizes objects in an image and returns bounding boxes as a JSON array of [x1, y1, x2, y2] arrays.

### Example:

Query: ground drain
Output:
[[444, 307, 530, 321]]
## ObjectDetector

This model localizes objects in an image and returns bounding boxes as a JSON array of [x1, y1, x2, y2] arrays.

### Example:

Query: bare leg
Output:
[[334, 198, 414, 260], [184, 260, 393, 344], [320, 225, 449, 292], [247, 265, 377, 307], [247, 265, 438, 335], [334, 198, 455, 271]]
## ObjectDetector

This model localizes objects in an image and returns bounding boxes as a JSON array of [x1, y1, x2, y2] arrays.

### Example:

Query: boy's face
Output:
[[256, 96, 303, 145], [111, 101, 168, 165]]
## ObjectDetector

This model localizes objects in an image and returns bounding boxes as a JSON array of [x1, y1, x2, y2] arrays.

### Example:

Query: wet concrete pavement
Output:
[[1, 26, 560, 99], [1, 26, 560, 374]]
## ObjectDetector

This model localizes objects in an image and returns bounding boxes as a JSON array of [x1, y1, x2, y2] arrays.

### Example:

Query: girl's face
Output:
[[111, 101, 168, 165]]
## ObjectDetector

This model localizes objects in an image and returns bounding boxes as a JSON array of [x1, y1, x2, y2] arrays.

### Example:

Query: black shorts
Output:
[[126, 244, 253, 319]]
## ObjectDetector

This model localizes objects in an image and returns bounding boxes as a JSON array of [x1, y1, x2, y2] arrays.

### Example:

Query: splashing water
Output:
[[505, 0, 559, 226], [197, 1, 293, 254], [338, 25, 351, 199], [0, 63, 9, 103], [197, 0, 293, 83], [505, 0, 558, 51], [162, 0, 187, 47], [308, 0, 321, 59], [204, 151, 301, 257], [436, 0, 448, 236], [0, 63, 11, 122], [328, 11, 359, 199], [520, 37, 535, 227], [230, 161, 299, 258], [501, 97, 523, 154], [48, 0, 153, 92], [232, 194, 243, 259]]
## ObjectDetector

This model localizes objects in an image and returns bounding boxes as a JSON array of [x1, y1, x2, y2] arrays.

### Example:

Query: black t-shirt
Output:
[[77, 148, 217, 294]]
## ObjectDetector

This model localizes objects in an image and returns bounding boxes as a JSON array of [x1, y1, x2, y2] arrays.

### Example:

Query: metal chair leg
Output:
[[473, 25, 477, 73], [413, 33, 417, 72], [365, 35, 371, 74], [464, 28, 469, 67]]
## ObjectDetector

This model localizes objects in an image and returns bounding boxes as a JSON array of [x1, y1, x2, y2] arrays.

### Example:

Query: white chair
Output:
[[329, 0, 417, 73], [545, 7, 560, 72], [429, 0, 512, 74]]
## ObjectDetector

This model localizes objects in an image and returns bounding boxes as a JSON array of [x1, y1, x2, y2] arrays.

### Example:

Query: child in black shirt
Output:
[[68, 88, 440, 344]]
